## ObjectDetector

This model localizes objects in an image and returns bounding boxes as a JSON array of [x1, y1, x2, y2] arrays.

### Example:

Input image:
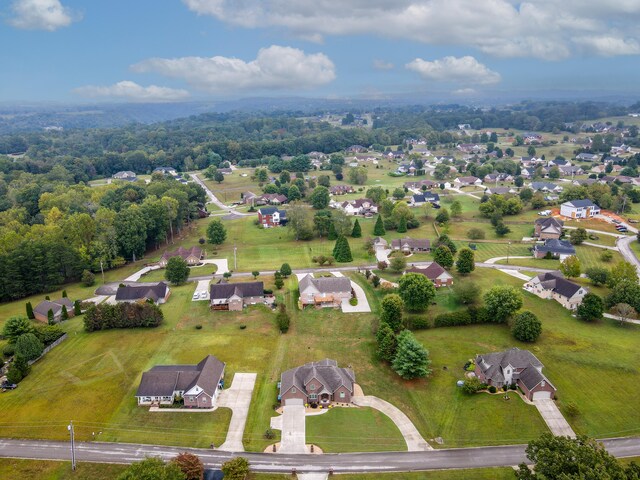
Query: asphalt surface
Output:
[[1, 437, 640, 473]]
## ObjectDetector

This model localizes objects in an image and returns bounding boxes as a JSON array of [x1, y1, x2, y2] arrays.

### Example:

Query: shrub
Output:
[[3, 344, 15, 357], [600, 250, 613, 262], [467, 228, 486, 240], [488, 386, 497, 394], [84, 303, 164, 332], [264, 428, 276, 440], [511, 311, 542, 342], [276, 304, 290, 333], [434, 310, 472, 327], [34, 325, 64, 345], [406, 316, 430, 330], [81, 270, 96, 287], [462, 377, 482, 394], [371, 275, 381, 288], [565, 402, 581, 418], [195, 324, 203, 330], [239, 325, 247, 330], [349, 297, 358, 306]]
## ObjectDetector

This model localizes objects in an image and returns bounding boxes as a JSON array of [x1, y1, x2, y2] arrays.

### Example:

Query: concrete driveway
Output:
[[216, 373, 257, 451], [192, 279, 211, 302], [271, 398, 307, 454], [199, 259, 230, 274], [124, 265, 161, 282], [331, 272, 371, 313], [534, 399, 576, 438], [352, 395, 431, 451]]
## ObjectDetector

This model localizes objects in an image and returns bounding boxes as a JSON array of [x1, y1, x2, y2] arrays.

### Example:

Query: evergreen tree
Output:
[[392, 330, 432, 380], [380, 294, 404, 332], [433, 245, 454, 269], [373, 215, 386, 236], [332, 235, 353, 263], [351, 219, 362, 238], [328, 221, 338, 240], [397, 216, 407, 233], [47, 309, 55, 325], [73, 300, 81, 316], [280, 263, 292, 277], [62, 290, 68, 298], [455, 247, 475, 275], [25, 302, 34, 320], [61, 305, 69, 321], [376, 323, 398, 362]]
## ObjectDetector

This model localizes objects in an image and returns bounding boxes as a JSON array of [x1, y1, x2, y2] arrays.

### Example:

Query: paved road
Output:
[[2, 437, 640, 473], [190, 173, 252, 217], [618, 235, 640, 278]]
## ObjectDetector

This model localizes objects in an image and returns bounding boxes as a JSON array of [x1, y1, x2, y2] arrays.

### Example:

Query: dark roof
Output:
[[210, 281, 264, 301], [391, 237, 431, 250], [33, 298, 74, 317], [535, 239, 576, 255], [406, 262, 452, 281], [476, 348, 544, 385], [519, 366, 547, 390], [136, 355, 225, 398], [115, 282, 168, 302], [534, 271, 583, 299], [280, 359, 355, 397], [534, 217, 564, 229], [411, 193, 440, 203], [298, 274, 352, 294], [563, 199, 598, 208], [258, 207, 286, 218]]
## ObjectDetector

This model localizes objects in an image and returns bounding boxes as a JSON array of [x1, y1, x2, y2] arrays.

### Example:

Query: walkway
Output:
[[351, 395, 432, 451], [603, 312, 640, 326], [582, 241, 618, 251], [497, 269, 532, 281], [216, 373, 257, 452], [190, 173, 252, 217], [271, 399, 307, 454], [485, 256, 531, 264], [331, 271, 371, 313], [533, 399, 576, 438]]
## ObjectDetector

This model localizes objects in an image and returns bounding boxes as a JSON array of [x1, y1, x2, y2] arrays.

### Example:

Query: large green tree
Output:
[[391, 330, 432, 380], [351, 219, 362, 238], [2, 316, 34, 344], [511, 311, 542, 342], [309, 186, 330, 209], [376, 323, 397, 362], [433, 245, 454, 269], [373, 215, 386, 236], [577, 292, 604, 322], [332, 235, 353, 263], [607, 261, 638, 288], [206, 219, 227, 245], [455, 247, 475, 274], [14, 333, 44, 361], [484, 285, 523, 322], [220, 457, 250, 480], [114, 205, 148, 261], [560, 255, 581, 278], [380, 294, 404, 332], [286, 202, 314, 241], [398, 273, 436, 312], [165, 257, 190, 285]]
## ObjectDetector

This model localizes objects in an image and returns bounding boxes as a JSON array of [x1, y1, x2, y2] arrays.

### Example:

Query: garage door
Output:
[[532, 390, 552, 400]]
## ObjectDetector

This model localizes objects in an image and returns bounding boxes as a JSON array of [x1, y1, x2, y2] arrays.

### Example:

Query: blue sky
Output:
[[1, 0, 640, 102]]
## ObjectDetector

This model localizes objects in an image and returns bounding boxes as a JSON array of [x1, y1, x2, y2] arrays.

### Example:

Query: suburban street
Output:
[[1, 437, 640, 473]]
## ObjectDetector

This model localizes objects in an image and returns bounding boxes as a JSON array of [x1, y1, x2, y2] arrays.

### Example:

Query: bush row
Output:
[[433, 306, 504, 328], [84, 302, 164, 332]]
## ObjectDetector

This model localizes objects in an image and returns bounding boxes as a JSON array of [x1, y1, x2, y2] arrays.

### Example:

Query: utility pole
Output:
[[100, 260, 105, 284], [234, 245, 237, 270], [68, 421, 76, 471]]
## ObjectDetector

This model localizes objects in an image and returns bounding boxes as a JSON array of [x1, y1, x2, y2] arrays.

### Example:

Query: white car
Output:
[[200, 291, 208, 300], [538, 210, 551, 216], [192, 292, 199, 300]]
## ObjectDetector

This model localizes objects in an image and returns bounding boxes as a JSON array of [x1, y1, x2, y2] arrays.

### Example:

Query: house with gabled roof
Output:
[[486, 186, 516, 195], [530, 182, 563, 193], [533, 239, 576, 260], [135, 355, 225, 408], [405, 263, 453, 287], [453, 176, 482, 187], [475, 347, 556, 401], [523, 271, 587, 310], [560, 199, 600, 219], [534, 217, 563, 240], [115, 282, 170, 304], [112, 171, 138, 182], [298, 274, 352, 308], [576, 152, 599, 162], [409, 192, 440, 206], [33, 298, 75, 323], [258, 206, 287, 227], [279, 359, 355, 406], [159, 246, 203, 267], [209, 281, 265, 311], [337, 198, 378, 216], [391, 237, 430, 253]]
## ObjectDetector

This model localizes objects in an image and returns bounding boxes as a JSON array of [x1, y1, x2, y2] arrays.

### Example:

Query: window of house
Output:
[[309, 393, 317, 400], [309, 383, 315, 390], [339, 392, 345, 398], [291, 387, 296, 393]]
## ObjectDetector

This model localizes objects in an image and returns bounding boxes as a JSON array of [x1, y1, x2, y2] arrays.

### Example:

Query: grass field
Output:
[[306, 407, 406, 453], [494, 244, 624, 270]]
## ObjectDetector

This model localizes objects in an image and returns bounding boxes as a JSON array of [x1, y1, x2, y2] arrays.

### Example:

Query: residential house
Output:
[[298, 274, 352, 308], [483, 173, 514, 183], [112, 171, 137, 182], [475, 348, 556, 401], [560, 199, 600, 219], [576, 153, 599, 162], [337, 198, 378, 216], [409, 193, 440, 207], [255, 193, 288, 206], [404, 179, 437, 191], [534, 217, 563, 240], [242, 191, 257, 205], [258, 207, 287, 227], [559, 165, 584, 176], [601, 175, 635, 185], [218, 168, 233, 175], [405, 263, 453, 287], [453, 176, 482, 187], [573, 178, 597, 186], [611, 143, 631, 155], [547, 158, 569, 167], [486, 186, 516, 195], [533, 239, 576, 260], [433, 155, 455, 164], [153, 167, 178, 176], [530, 182, 563, 193], [329, 185, 355, 195], [345, 145, 366, 153], [457, 144, 486, 154], [209, 281, 265, 311], [33, 298, 75, 323], [524, 271, 587, 310], [135, 355, 225, 408], [523, 133, 543, 144], [391, 237, 431, 253], [604, 156, 625, 164], [115, 282, 170, 304], [279, 359, 356, 406], [158, 246, 203, 268]]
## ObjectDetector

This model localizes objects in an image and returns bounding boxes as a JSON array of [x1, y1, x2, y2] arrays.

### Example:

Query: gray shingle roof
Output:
[[535, 217, 564, 229], [534, 271, 583, 299], [298, 275, 352, 294], [477, 348, 544, 385], [406, 262, 452, 281], [115, 282, 169, 302], [391, 237, 431, 250], [279, 359, 355, 398], [209, 281, 264, 301], [564, 199, 598, 208], [136, 355, 225, 398], [33, 298, 74, 317], [535, 239, 576, 256], [160, 246, 202, 262]]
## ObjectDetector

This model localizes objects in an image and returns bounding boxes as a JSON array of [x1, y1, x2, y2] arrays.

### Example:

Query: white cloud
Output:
[[452, 88, 477, 96], [575, 35, 640, 56], [373, 59, 394, 70], [131, 45, 336, 93], [182, 0, 640, 60], [406, 56, 501, 85], [9, 0, 79, 31], [74, 81, 190, 102]]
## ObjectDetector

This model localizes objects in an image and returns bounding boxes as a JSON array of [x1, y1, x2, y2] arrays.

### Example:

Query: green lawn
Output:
[[306, 407, 406, 453], [338, 468, 516, 480], [0, 459, 128, 480], [494, 245, 624, 270]]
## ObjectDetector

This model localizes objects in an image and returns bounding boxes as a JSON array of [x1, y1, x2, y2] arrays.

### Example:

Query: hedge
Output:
[[405, 316, 431, 330], [84, 303, 164, 332], [433, 306, 503, 328]]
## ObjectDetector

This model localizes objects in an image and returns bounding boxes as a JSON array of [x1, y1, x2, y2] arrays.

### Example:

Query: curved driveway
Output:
[[189, 173, 252, 217]]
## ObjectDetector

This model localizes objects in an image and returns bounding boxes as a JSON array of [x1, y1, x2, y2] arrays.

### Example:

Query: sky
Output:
[[1, 0, 640, 103]]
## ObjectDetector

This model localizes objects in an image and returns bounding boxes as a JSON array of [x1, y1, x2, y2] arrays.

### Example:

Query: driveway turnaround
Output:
[[199, 259, 230, 274], [534, 399, 576, 438], [216, 373, 257, 452], [271, 398, 307, 454], [331, 272, 372, 313], [352, 395, 432, 451]]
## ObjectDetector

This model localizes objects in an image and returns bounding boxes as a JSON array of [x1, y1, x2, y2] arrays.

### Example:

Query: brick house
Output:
[[534, 217, 563, 240], [255, 193, 288, 206], [115, 282, 170, 304], [475, 347, 556, 401], [158, 246, 203, 267], [391, 237, 431, 253], [329, 185, 355, 195], [258, 207, 287, 227], [135, 355, 225, 408], [533, 239, 576, 260], [404, 179, 437, 191], [406, 263, 453, 287], [523, 271, 587, 310], [298, 274, 352, 308], [33, 298, 75, 323], [279, 359, 355, 406], [209, 281, 265, 311]]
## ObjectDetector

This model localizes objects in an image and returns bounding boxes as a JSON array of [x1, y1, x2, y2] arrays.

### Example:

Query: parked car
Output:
[[628, 218, 639, 224], [617, 227, 628, 232], [538, 210, 551, 216], [1, 382, 17, 390], [612, 219, 621, 224], [192, 292, 199, 300], [200, 291, 208, 300]]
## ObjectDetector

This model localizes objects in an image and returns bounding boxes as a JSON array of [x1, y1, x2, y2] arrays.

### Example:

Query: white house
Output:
[[560, 199, 600, 219]]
